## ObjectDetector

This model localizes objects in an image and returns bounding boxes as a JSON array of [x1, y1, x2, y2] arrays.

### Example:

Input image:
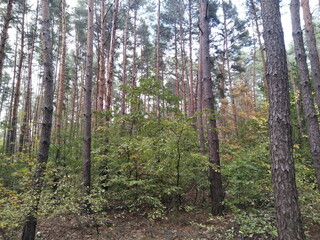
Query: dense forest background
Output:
[[0, 0, 319, 239]]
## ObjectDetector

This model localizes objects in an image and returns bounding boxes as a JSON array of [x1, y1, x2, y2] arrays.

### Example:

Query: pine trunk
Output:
[[98, 0, 106, 112], [290, 0, 320, 190], [261, 0, 305, 238], [82, 0, 94, 203], [21, 0, 54, 238], [199, 0, 224, 216], [8, 0, 26, 154], [55, 0, 67, 155], [120, 0, 130, 115], [301, 0, 320, 109], [105, 0, 119, 112], [188, 0, 194, 116], [156, 0, 161, 119], [0, 0, 14, 90], [249, 0, 268, 96], [19, 7, 38, 153]]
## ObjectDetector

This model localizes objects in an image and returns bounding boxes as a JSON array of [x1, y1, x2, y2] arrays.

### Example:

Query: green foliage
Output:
[[94, 113, 208, 218]]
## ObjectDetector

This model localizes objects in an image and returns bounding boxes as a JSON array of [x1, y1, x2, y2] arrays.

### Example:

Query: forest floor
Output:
[[29, 210, 320, 240]]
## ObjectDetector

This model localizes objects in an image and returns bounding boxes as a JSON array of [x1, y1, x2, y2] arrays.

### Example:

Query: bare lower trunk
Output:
[[199, 0, 224, 216]]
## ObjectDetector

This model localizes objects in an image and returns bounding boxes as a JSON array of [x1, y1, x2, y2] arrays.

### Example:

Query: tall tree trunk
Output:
[[105, 0, 119, 112], [0, 0, 14, 91], [98, 0, 106, 112], [290, 0, 320, 189], [82, 0, 94, 203], [21, 0, 54, 238], [55, 0, 67, 155], [249, 0, 268, 97], [301, 0, 320, 109], [121, 0, 130, 115], [4, 30, 18, 154], [222, 2, 237, 131], [197, 49, 206, 155], [70, 37, 80, 137], [188, 0, 194, 116], [130, 8, 137, 115], [199, 0, 224, 216], [19, 4, 39, 153], [156, 0, 161, 119], [8, 0, 26, 155], [287, 58, 305, 142], [260, 0, 305, 239], [179, 0, 187, 115], [174, 23, 180, 106]]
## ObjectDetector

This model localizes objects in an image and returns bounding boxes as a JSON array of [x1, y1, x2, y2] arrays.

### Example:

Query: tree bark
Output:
[[199, 0, 224, 216], [55, 0, 67, 157], [249, 0, 268, 96], [8, 0, 26, 155], [105, 0, 119, 112], [82, 0, 94, 203], [290, 0, 320, 189], [21, 0, 54, 238], [261, 0, 305, 238], [19, 4, 39, 153], [188, 0, 194, 116], [0, 0, 14, 91], [301, 0, 320, 109], [156, 0, 161, 119], [98, 0, 106, 112], [197, 49, 206, 155], [121, 0, 130, 115], [4, 30, 18, 154]]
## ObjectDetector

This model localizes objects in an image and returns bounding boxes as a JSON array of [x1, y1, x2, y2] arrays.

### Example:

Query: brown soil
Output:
[[11, 210, 319, 240], [35, 210, 264, 240]]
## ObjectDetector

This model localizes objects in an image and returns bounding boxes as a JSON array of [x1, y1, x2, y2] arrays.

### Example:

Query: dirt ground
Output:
[[14, 210, 320, 240]]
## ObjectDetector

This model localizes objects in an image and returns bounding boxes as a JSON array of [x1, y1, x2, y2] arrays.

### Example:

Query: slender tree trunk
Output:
[[105, 0, 119, 112], [130, 8, 137, 115], [301, 0, 320, 110], [0, 0, 14, 91], [288, 58, 305, 141], [197, 50, 206, 155], [82, 0, 94, 203], [98, 0, 106, 112], [261, 0, 305, 238], [8, 0, 26, 155], [156, 0, 161, 119], [199, 0, 224, 216], [188, 0, 194, 116], [222, 2, 237, 131], [174, 23, 180, 105], [4, 30, 18, 154], [249, 0, 268, 97], [70, 38, 80, 137], [55, 0, 67, 159], [121, 0, 130, 115], [21, 0, 54, 238], [19, 5, 38, 153], [290, 0, 320, 190], [179, 0, 187, 115], [132, 9, 137, 89]]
